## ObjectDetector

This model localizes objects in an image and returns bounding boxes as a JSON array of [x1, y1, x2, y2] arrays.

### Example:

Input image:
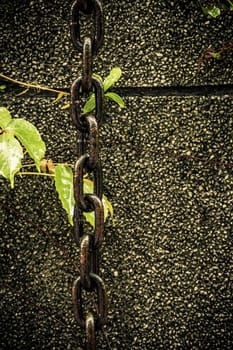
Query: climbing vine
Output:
[[0, 68, 125, 226]]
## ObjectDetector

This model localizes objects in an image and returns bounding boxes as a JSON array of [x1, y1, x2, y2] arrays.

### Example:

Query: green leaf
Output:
[[82, 178, 113, 226], [103, 67, 122, 92], [7, 118, 46, 171], [83, 212, 95, 228], [82, 68, 123, 112], [209, 52, 221, 59], [54, 164, 75, 226], [84, 178, 94, 193], [83, 93, 95, 113], [83, 194, 113, 227], [105, 92, 125, 108], [54, 166, 113, 228], [92, 73, 103, 83], [0, 132, 23, 187], [83, 178, 95, 227], [0, 85, 6, 92], [226, 0, 233, 9], [0, 107, 12, 129], [102, 194, 114, 221], [203, 6, 221, 17]]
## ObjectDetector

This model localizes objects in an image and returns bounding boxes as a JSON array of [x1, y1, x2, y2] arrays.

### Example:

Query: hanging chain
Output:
[[70, 0, 107, 349]]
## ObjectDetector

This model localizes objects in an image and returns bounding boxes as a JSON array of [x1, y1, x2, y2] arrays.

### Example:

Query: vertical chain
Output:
[[70, 1, 106, 349]]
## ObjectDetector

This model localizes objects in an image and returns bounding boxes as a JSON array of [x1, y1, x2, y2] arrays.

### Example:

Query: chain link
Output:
[[71, 0, 103, 54], [71, 76, 104, 131], [70, 1, 106, 348]]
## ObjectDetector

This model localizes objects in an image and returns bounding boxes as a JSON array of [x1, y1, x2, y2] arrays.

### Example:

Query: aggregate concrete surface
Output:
[[1, 0, 233, 349], [1, 0, 233, 87]]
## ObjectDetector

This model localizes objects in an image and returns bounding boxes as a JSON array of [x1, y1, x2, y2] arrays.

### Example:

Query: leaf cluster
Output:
[[83, 67, 125, 113], [0, 68, 121, 226], [198, 39, 233, 68], [198, 0, 233, 17], [54, 164, 113, 226], [0, 107, 46, 187], [0, 107, 113, 227], [0, 68, 125, 112]]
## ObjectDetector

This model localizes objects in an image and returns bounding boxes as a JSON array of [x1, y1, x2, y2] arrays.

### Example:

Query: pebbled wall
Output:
[[1, 1, 233, 349]]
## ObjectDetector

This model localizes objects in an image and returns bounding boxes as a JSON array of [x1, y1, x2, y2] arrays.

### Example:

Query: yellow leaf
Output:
[[61, 102, 70, 110], [103, 194, 114, 219], [52, 92, 65, 104]]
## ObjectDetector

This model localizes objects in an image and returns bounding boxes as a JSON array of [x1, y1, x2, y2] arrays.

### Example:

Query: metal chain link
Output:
[[70, 1, 107, 348]]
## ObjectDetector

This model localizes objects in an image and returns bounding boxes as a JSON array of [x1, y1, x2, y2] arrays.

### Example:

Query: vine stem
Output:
[[17, 171, 55, 177], [0, 73, 70, 96], [20, 162, 74, 169]]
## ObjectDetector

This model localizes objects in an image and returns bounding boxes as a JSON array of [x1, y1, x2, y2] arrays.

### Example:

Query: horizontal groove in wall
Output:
[[1, 81, 233, 97], [113, 84, 233, 96]]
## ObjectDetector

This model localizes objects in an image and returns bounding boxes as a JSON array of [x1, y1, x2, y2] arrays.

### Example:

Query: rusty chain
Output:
[[70, 0, 107, 348]]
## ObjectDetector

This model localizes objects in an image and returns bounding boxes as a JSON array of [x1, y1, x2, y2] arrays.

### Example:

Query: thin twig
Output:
[[17, 171, 55, 177], [0, 73, 70, 96]]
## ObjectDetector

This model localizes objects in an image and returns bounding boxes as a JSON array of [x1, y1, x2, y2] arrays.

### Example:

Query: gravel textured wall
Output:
[[1, 0, 233, 87], [1, 0, 233, 349]]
